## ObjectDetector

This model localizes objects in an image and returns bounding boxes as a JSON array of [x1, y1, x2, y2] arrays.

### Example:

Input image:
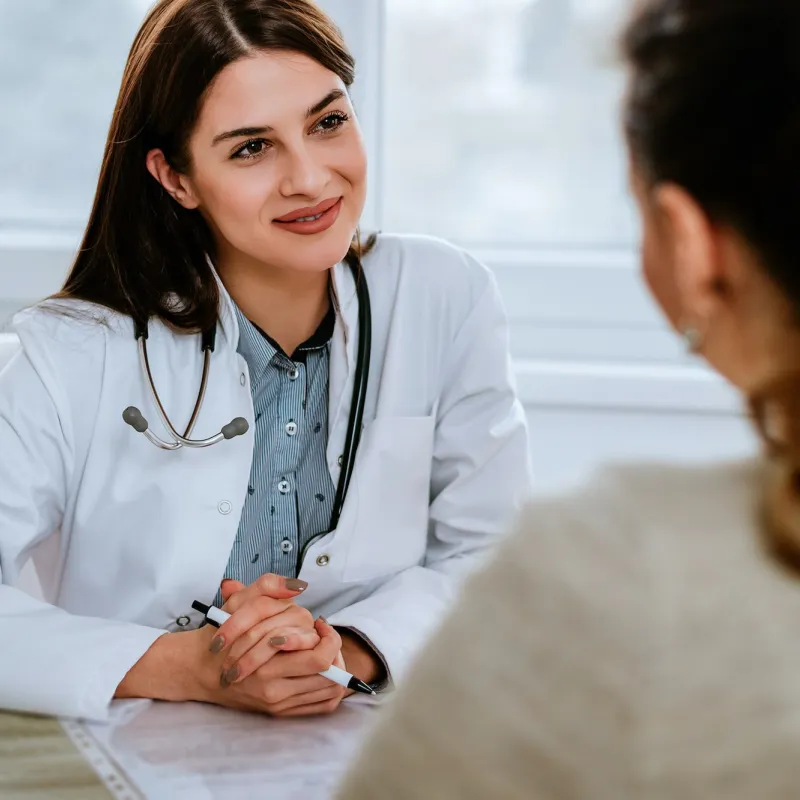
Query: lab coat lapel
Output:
[[205, 255, 241, 351], [327, 260, 359, 477]]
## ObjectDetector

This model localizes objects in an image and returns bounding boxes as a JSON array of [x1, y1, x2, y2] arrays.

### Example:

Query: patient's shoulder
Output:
[[515, 457, 758, 553], [491, 457, 761, 614]]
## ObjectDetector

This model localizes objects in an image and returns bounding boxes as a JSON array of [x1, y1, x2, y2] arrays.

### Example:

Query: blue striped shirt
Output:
[[219, 301, 336, 589]]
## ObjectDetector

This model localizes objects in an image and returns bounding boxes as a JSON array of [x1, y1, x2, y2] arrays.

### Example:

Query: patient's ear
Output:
[[653, 182, 727, 326]]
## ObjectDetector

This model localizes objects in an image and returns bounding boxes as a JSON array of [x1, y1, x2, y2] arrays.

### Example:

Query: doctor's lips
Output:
[[272, 196, 342, 235]]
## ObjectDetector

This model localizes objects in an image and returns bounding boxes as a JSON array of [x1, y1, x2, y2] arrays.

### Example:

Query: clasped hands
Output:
[[196, 574, 381, 717]]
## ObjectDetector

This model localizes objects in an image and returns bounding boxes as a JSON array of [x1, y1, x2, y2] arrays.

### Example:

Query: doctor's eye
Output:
[[312, 111, 350, 134], [231, 138, 272, 161]]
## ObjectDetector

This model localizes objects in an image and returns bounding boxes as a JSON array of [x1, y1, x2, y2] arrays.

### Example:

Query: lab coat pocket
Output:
[[342, 415, 435, 583]]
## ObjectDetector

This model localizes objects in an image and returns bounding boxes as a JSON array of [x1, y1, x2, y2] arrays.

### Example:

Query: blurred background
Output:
[[0, 0, 757, 490]]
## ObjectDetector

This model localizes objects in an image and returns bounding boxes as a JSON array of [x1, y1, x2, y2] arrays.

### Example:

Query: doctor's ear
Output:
[[145, 148, 201, 210]]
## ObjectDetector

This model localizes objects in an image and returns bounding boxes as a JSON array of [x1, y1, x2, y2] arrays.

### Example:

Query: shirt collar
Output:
[[209, 255, 358, 368], [234, 303, 279, 380], [233, 288, 336, 377]]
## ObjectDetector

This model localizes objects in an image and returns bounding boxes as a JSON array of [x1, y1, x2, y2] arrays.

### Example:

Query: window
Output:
[[381, 0, 637, 248], [1, 0, 711, 404], [0, 0, 151, 327], [323, 0, 679, 371], [0, 0, 152, 230]]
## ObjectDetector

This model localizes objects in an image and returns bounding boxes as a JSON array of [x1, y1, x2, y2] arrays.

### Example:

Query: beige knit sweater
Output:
[[337, 458, 800, 799]]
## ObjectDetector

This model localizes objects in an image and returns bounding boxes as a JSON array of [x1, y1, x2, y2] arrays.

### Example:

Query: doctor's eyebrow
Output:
[[211, 89, 347, 146]]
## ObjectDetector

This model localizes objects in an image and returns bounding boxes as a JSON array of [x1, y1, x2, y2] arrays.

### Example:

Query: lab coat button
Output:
[[337, 455, 343, 467], [218, 500, 232, 514], [316, 554, 330, 567], [240, 372, 246, 386], [280, 539, 293, 553], [285, 421, 298, 436], [176, 616, 190, 627]]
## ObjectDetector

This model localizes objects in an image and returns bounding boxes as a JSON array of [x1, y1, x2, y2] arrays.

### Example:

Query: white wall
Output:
[[526, 405, 757, 495]]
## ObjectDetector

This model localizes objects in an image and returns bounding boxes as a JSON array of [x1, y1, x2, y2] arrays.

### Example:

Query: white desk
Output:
[[0, 700, 377, 799], [62, 700, 378, 799]]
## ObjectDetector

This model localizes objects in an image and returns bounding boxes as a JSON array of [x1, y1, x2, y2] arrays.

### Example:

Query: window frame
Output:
[[0, 0, 740, 415]]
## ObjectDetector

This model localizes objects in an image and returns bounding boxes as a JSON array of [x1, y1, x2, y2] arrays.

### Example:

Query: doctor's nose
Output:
[[278, 144, 329, 199]]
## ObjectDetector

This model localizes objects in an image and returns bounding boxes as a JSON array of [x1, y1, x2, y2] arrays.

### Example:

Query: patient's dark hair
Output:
[[58, 0, 373, 333], [622, 0, 800, 569]]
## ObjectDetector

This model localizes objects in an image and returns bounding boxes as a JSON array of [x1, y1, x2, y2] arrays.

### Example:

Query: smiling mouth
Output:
[[271, 197, 344, 235], [291, 210, 326, 223], [274, 196, 341, 224]]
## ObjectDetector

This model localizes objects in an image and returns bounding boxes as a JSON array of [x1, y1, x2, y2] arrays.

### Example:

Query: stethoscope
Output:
[[122, 261, 371, 532]]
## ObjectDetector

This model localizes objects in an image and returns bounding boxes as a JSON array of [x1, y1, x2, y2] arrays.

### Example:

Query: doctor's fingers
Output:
[[253, 622, 343, 681], [221, 573, 308, 613], [222, 603, 315, 668], [272, 692, 346, 717], [264, 649, 347, 714], [260, 627, 323, 654], [267, 682, 345, 716], [222, 624, 320, 684], [211, 594, 299, 652], [244, 673, 340, 710]]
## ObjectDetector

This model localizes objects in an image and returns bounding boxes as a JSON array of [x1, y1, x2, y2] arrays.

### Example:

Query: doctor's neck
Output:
[[216, 251, 332, 357]]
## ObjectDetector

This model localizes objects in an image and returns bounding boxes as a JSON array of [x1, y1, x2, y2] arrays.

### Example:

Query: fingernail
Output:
[[219, 672, 230, 688], [318, 616, 328, 624], [285, 578, 308, 592], [209, 636, 225, 654], [268, 636, 287, 647], [224, 665, 240, 684]]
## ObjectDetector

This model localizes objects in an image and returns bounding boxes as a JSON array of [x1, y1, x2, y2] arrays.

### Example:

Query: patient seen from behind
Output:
[[338, 0, 800, 797]]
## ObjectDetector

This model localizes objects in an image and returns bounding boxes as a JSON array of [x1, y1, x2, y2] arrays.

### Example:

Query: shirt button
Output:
[[337, 455, 343, 467], [218, 500, 232, 515], [240, 372, 246, 386], [285, 421, 298, 436], [316, 554, 330, 567], [176, 616, 191, 628], [280, 539, 293, 553], [288, 368, 300, 381], [278, 480, 291, 495]]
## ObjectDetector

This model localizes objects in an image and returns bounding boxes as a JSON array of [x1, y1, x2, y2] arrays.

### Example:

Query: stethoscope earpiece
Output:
[[221, 418, 249, 440], [122, 406, 149, 433]]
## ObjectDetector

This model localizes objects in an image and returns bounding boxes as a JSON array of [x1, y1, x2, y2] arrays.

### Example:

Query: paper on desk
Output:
[[65, 698, 381, 800]]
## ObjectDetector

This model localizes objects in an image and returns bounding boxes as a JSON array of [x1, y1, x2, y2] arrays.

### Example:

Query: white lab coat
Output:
[[0, 233, 531, 720]]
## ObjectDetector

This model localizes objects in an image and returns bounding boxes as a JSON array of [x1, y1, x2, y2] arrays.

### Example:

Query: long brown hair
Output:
[[622, 0, 800, 568], [58, 0, 373, 333]]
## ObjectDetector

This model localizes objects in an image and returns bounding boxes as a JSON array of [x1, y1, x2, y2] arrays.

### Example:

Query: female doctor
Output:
[[0, 0, 530, 722]]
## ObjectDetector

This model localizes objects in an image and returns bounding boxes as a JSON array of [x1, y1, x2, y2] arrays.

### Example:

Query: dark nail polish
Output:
[[269, 636, 287, 647], [219, 672, 230, 688], [224, 665, 240, 684], [285, 578, 308, 592], [209, 636, 225, 654]]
